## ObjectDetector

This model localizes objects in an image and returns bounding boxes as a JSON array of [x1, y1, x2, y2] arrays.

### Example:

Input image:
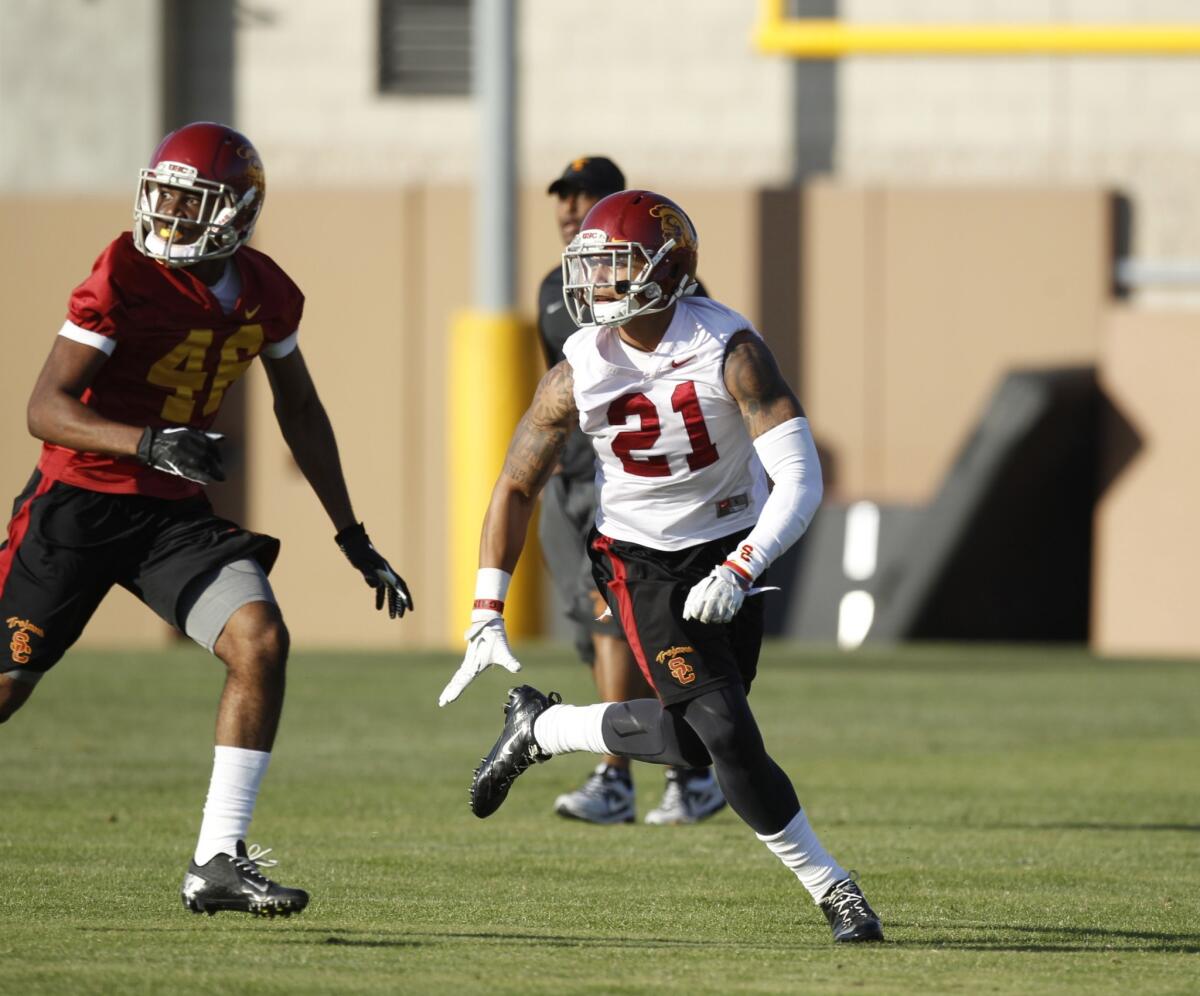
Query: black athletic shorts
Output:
[[588, 526, 763, 707], [0, 470, 280, 676]]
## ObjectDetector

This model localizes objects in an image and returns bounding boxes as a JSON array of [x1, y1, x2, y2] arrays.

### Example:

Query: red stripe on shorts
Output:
[[0, 474, 55, 598], [592, 533, 659, 696]]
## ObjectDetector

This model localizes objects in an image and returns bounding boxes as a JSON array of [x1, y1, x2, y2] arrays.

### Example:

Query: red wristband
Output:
[[721, 560, 753, 588], [473, 598, 505, 613]]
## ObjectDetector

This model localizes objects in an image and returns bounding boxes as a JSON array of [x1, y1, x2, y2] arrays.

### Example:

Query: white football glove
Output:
[[437, 613, 522, 707], [682, 564, 750, 624]]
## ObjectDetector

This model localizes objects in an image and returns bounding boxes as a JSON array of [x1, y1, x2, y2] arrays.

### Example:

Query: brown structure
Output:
[[1093, 309, 1199, 658], [800, 183, 1115, 504], [5, 184, 1190, 655]]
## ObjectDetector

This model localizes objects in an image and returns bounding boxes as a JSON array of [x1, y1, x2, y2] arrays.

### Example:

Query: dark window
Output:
[[379, 0, 471, 96]]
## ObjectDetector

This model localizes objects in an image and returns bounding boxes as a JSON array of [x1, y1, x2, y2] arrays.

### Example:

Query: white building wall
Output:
[[0, 0, 160, 192], [5, 0, 1200, 278], [235, 0, 794, 191], [837, 0, 1200, 271], [520, 0, 794, 190], [235, 0, 477, 187]]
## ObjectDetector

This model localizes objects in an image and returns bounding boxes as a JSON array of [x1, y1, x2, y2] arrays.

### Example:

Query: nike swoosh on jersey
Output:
[[244, 304, 262, 319], [670, 355, 695, 368]]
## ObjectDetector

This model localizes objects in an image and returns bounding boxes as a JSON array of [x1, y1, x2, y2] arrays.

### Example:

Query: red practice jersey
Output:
[[38, 233, 304, 499]]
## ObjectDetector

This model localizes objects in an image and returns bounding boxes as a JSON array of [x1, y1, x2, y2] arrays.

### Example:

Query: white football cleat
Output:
[[645, 767, 726, 825], [554, 764, 635, 825]]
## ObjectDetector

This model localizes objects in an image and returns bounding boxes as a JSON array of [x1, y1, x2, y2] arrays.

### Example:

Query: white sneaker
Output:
[[553, 764, 635, 824], [644, 768, 726, 825]]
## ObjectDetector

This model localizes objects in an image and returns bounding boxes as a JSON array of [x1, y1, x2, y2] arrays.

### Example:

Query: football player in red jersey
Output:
[[0, 122, 412, 918], [440, 191, 883, 943]]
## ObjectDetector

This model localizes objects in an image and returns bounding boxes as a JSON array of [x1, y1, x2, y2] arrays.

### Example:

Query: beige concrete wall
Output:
[[1093, 308, 1200, 657], [244, 191, 440, 648], [0, 184, 1121, 649], [802, 183, 1114, 503], [802, 184, 874, 497]]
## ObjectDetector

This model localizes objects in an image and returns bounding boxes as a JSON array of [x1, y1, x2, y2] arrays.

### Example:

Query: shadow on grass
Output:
[[882, 921, 1200, 954], [321, 937, 424, 949], [1005, 822, 1200, 833], [285, 924, 1200, 955], [840, 819, 1200, 833], [297, 928, 770, 951], [78, 922, 1200, 955]]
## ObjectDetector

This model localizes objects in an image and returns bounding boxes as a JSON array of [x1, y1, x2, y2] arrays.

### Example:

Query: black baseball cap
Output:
[[547, 156, 625, 198]]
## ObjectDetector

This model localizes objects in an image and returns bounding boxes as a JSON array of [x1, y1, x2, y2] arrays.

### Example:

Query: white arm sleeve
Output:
[[723, 416, 823, 582]]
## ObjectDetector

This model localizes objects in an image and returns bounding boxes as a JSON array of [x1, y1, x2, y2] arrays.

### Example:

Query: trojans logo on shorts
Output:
[[6, 616, 44, 666], [656, 645, 697, 685]]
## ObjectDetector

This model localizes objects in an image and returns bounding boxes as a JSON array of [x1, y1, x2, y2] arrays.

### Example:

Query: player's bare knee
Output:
[[216, 605, 289, 677], [233, 623, 288, 673]]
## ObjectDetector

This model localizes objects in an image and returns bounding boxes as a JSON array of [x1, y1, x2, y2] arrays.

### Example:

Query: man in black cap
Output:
[[535, 156, 724, 827]]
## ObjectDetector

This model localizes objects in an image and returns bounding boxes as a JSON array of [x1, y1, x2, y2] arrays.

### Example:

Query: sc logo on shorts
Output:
[[656, 644, 696, 685], [6, 616, 45, 665]]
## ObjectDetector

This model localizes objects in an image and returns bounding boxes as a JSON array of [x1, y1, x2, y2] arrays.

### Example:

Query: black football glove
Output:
[[335, 522, 414, 619], [136, 426, 226, 484]]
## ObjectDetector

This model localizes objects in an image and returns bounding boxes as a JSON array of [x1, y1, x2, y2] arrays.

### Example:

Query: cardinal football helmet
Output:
[[133, 122, 265, 266], [561, 190, 699, 327]]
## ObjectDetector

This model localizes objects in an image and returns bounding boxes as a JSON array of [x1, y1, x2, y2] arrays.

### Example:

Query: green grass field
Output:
[[2, 643, 1197, 995]]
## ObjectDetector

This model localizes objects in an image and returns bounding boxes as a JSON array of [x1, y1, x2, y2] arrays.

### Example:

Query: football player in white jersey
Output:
[[536, 156, 725, 827], [438, 191, 882, 943]]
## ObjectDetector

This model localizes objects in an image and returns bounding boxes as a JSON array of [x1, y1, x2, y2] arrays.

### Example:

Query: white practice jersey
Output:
[[562, 297, 768, 551]]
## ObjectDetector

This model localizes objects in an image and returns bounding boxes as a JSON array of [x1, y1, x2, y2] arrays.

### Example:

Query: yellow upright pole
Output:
[[448, 0, 542, 649], [447, 310, 541, 644]]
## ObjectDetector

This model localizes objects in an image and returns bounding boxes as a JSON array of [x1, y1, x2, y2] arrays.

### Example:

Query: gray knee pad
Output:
[[178, 559, 277, 654], [601, 699, 712, 768], [605, 701, 667, 753]]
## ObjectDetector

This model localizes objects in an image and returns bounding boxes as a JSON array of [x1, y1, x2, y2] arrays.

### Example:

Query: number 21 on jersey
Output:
[[147, 325, 264, 422], [607, 381, 719, 478]]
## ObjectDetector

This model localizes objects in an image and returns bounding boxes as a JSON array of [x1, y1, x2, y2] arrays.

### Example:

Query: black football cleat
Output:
[[470, 685, 560, 818], [181, 841, 309, 918], [819, 878, 884, 943]]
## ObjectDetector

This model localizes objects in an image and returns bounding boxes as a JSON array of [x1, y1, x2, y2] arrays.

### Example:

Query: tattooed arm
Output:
[[479, 359, 578, 573], [683, 331, 821, 625], [722, 330, 804, 437], [436, 361, 579, 706]]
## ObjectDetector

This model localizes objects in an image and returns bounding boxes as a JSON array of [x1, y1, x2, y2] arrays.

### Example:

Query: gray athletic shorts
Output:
[[538, 473, 622, 664], [177, 558, 278, 653]]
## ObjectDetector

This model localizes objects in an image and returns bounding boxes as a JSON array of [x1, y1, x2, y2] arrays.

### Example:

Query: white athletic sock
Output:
[[757, 807, 848, 903], [193, 746, 271, 865], [532, 703, 611, 756]]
